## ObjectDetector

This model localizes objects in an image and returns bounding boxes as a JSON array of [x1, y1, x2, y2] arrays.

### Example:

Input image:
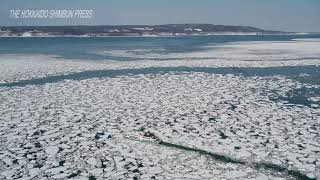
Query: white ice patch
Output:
[[45, 146, 59, 157], [97, 40, 320, 61], [205, 40, 320, 61], [292, 38, 320, 42]]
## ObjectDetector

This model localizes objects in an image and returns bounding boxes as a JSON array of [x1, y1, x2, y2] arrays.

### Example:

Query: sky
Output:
[[0, 0, 319, 32]]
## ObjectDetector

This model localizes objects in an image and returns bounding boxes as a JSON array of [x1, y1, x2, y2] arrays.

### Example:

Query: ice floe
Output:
[[0, 40, 319, 179], [0, 72, 319, 179]]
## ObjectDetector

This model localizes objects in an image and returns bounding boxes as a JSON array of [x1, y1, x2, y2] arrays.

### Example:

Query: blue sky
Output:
[[1, 0, 319, 32]]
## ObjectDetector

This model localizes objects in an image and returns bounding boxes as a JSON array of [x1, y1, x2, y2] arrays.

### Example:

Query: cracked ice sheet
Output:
[[1, 40, 320, 84], [0, 72, 319, 179]]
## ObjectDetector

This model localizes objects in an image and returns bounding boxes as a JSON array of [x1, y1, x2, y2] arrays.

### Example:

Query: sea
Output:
[[0, 34, 320, 107], [1, 35, 320, 179], [1, 34, 320, 60]]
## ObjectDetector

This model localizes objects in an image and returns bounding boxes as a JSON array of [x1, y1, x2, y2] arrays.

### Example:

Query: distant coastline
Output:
[[0, 24, 303, 37]]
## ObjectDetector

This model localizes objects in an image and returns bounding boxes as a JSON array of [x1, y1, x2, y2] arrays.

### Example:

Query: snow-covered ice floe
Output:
[[0, 40, 320, 179], [97, 40, 320, 61]]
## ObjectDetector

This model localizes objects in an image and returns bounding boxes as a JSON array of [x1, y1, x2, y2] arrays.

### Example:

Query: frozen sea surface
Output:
[[0, 36, 320, 179]]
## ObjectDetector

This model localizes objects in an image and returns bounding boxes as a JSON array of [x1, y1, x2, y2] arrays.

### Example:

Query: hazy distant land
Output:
[[0, 24, 302, 37]]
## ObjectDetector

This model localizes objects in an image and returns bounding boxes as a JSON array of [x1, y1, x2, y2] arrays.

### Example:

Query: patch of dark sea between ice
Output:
[[1, 65, 319, 87]]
